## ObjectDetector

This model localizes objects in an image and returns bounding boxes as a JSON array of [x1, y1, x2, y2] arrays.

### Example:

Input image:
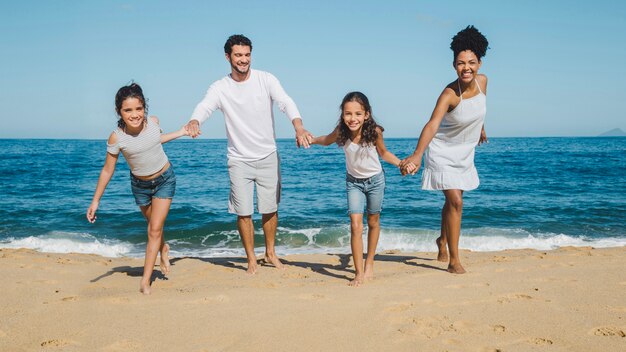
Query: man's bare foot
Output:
[[348, 274, 364, 287], [436, 237, 449, 262], [246, 260, 258, 275], [264, 254, 285, 270], [447, 262, 466, 274], [160, 243, 171, 276], [140, 281, 151, 295], [364, 264, 374, 280]]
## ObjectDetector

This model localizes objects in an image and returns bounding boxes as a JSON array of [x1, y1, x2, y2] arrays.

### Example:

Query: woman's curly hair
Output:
[[114, 82, 148, 129], [336, 91, 383, 147], [450, 25, 489, 61]]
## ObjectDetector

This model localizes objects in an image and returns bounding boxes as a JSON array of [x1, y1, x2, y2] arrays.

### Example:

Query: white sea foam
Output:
[[1, 227, 624, 258], [0, 231, 134, 258]]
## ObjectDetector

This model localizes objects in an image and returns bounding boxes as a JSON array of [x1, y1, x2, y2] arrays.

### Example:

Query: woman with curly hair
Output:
[[400, 26, 490, 274], [313, 92, 413, 286]]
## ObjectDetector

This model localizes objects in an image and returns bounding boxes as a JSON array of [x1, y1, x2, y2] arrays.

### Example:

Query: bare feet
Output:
[[264, 254, 285, 270], [436, 237, 449, 262], [139, 280, 151, 295], [160, 243, 171, 276], [348, 274, 364, 287], [447, 262, 466, 274], [246, 260, 258, 275], [364, 263, 374, 281]]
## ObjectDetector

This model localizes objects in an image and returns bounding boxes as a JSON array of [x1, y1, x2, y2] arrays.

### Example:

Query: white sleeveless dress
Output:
[[422, 80, 486, 191]]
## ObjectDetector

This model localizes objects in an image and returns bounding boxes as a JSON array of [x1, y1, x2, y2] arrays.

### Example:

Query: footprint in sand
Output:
[[61, 296, 78, 302], [41, 339, 75, 348], [591, 327, 626, 337], [102, 340, 142, 351], [385, 302, 414, 312], [498, 293, 532, 303], [297, 293, 327, 301], [492, 325, 506, 333], [193, 295, 230, 304], [528, 337, 553, 345]]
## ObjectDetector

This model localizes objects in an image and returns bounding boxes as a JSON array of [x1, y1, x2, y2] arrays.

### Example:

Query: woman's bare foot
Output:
[[139, 280, 151, 295], [447, 262, 466, 274], [436, 237, 449, 262], [264, 254, 285, 270], [160, 243, 171, 276]]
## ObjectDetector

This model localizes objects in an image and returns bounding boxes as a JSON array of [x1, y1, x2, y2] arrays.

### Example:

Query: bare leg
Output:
[[348, 213, 365, 286], [139, 198, 173, 294], [436, 206, 449, 262], [442, 190, 465, 274], [237, 215, 258, 274], [262, 212, 284, 269], [140, 205, 170, 275], [364, 213, 380, 280]]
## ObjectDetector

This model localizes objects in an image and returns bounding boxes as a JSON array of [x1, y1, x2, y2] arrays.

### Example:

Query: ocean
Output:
[[0, 137, 625, 258]]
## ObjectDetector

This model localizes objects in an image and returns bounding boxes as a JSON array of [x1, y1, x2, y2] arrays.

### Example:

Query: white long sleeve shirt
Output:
[[190, 69, 302, 161]]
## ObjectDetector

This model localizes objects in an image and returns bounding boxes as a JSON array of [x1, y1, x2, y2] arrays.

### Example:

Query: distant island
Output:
[[598, 128, 626, 137]]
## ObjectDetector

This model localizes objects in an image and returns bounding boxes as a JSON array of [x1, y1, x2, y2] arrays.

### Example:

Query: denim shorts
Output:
[[130, 166, 176, 206], [346, 171, 385, 214]]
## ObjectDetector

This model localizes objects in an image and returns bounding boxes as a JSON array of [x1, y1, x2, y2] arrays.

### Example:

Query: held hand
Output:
[[179, 124, 191, 137], [86, 202, 98, 223], [478, 128, 488, 145], [185, 120, 202, 138], [295, 129, 313, 149], [399, 155, 422, 176]]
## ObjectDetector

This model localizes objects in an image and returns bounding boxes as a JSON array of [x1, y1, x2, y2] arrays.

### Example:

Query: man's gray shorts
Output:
[[227, 151, 281, 216]]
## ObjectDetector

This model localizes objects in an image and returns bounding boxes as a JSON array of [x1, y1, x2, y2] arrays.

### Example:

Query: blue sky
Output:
[[1, 0, 625, 139]]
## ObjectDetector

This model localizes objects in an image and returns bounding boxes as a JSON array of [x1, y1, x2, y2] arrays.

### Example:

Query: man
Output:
[[185, 34, 312, 274]]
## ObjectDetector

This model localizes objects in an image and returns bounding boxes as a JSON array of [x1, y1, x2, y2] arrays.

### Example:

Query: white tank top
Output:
[[343, 139, 382, 178]]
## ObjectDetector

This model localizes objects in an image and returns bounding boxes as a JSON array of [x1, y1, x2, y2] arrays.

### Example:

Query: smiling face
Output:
[[226, 44, 251, 76], [118, 97, 145, 132], [454, 50, 481, 84], [342, 101, 370, 136]]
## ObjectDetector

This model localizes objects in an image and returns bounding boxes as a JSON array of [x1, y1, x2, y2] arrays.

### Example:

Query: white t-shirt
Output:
[[190, 69, 301, 161], [343, 140, 382, 178]]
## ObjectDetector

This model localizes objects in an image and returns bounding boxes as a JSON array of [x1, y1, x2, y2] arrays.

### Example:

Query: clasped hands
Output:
[[398, 155, 421, 176]]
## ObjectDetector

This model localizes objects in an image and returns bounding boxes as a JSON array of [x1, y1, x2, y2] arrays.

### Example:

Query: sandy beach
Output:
[[1, 246, 624, 351]]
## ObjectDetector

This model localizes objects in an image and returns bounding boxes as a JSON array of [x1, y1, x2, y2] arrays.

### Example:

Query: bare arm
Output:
[[400, 88, 455, 175], [477, 74, 488, 146], [149, 116, 189, 144], [311, 127, 339, 146], [375, 128, 400, 166], [86, 133, 119, 223]]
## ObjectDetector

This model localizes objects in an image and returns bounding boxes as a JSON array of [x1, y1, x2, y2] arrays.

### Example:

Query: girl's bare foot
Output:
[[436, 237, 449, 262], [364, 263, 374, 280], [348, 274, 364, 287], [160, 243, 171, 276], [447, 262, 466, 274]]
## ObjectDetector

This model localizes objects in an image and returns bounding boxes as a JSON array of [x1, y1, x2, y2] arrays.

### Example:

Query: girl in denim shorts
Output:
[[312, 92, 415, 286], [87, 83, 188, 294]]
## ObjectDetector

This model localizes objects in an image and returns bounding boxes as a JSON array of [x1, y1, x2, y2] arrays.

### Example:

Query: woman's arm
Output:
[[311, 127, 339, 146], [400, 88, 455, 175], [375, 127, 400, 167], [87, 133, 119, 223]]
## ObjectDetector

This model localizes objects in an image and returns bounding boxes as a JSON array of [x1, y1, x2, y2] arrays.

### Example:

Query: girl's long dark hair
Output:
[[336, 91, 383, 147], [114, 82, 148, 129]]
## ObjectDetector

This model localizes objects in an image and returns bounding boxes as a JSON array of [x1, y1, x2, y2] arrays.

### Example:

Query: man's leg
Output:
[[262, 212, 284, 269], [237, 215, 257, 274], [256, 152, 284, 269], [228, 158, 257, 274]]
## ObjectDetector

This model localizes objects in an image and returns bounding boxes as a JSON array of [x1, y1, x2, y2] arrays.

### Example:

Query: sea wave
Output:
[[0, 227, 624, 258]]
